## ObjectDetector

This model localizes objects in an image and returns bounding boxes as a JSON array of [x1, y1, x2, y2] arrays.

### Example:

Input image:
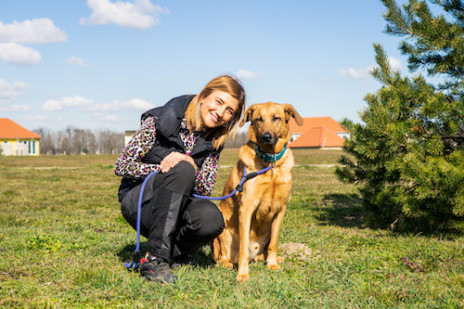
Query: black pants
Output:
[[120, 161, 224, 260]]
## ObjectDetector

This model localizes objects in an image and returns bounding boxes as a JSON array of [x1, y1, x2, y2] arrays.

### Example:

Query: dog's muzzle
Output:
[[258, 132, 277, 145]]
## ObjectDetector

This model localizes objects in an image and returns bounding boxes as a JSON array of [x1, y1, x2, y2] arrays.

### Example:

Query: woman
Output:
[[114, 75, 246, 284]]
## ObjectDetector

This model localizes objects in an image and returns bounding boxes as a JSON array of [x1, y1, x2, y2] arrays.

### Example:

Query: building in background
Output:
[[0, 118, 41, 156], [124, 130, 136, 146], [289, 117, 348, 149]]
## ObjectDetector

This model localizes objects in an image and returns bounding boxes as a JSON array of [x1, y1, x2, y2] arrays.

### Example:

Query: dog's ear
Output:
[[283, 104, 304, 126], [239, 104, 256, 127]]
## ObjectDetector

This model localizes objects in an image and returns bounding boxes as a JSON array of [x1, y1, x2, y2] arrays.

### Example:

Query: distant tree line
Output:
[[34, 127, 124, 155], [33, 127, 248, 155], [223, 132, 248, 148]]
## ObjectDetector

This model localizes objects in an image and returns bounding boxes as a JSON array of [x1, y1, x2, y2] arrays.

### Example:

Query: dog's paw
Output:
[[236, 273, 249, 282], [267, 263, 280, 271], [218, 259, 234, 269], [223, 261, 234, 269]]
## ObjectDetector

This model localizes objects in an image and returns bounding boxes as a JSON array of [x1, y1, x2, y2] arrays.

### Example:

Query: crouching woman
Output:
[[114, 75, 246, 284]]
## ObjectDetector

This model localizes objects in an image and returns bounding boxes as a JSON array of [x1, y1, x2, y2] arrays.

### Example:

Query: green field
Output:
[[1, 149, 463, 308]]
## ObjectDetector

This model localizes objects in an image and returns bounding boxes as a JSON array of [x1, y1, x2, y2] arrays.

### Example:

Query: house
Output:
[[0, 118, 41, 156], [289, 116, 348, 149], [124, 130, 136, 146]]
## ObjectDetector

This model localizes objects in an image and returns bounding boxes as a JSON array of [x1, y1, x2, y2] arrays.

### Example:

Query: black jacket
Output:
[[140, 94, 220, 169], [118, 95, 220, 200]]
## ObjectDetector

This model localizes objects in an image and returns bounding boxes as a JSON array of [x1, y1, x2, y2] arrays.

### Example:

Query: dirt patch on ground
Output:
[[279, 242, 312, 262]]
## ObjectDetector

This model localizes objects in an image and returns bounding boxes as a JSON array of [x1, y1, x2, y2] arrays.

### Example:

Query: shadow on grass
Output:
[[316, 193, 364, 228], [316, 193, 464, 238], [117, 242, 216, 268], [117, 243, 143, 265]]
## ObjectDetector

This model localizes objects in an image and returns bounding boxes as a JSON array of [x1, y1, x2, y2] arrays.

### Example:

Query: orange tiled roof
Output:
[[289, 126, 345, 148], [0, 118, 41, 139], [289, 116, 346, 134]]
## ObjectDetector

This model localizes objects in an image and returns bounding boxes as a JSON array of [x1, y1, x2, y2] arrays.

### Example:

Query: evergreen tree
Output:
[[336, 0, 464, 231]]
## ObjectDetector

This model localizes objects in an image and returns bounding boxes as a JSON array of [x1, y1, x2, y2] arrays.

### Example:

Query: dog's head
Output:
[[240, 102, 303, 150]]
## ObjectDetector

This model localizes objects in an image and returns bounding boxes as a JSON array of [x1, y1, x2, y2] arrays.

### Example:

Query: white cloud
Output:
[[0, 42, 41, 66], [0, 18, 67, 43], [42, 96, 94, 111], [235, 69, 265, 80], [0, 18, 66, 66], [80, 0, 169, 29], [337, 66, 375, 80], [42, 96, 155, 112], [104, 114, 119, 122], [5, 105, 33, 112], [67, 56, 89, 67], [86, 102, 117, 111], [388, 56, 403, 71], [0, 78, 30, 103], [24, 114, 48, 121], [337, 57, 404, 80], [236, 69, 257, 79], [87, 98, 154, 111], [125, 98, 155, 110]]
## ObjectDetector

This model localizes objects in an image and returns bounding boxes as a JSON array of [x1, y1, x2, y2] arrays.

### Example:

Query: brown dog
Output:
[[212, 102, 303, 282]]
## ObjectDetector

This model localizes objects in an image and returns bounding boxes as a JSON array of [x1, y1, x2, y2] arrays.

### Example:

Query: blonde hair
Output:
[[185, 75, 246, 149]]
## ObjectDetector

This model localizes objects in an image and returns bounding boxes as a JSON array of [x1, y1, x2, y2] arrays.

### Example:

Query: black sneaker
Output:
[[140, 255, 177, 284]]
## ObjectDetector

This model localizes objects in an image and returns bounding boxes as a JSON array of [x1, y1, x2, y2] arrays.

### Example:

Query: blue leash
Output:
[[123, 170, 159, 271], [192, 165, 272, 200], [123, 165, 272, 271]]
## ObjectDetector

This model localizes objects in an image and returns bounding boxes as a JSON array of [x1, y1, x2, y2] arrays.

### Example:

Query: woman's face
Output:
[[200, 90, 239, 129]]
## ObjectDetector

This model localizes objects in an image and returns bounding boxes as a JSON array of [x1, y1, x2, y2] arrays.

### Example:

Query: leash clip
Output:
[[124, 250, 141, 271], [235, 184, 244, 192]]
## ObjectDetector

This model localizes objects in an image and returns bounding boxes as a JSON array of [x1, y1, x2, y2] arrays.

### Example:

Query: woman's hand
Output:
[[160, 152, 197, 173]]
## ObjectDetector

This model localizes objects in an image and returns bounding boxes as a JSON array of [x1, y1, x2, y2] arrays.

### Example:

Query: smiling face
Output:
[[200, 90, 239, 129]]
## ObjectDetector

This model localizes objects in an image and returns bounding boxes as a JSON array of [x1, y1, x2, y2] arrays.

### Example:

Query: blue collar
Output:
[[251, 142, 287, 163]]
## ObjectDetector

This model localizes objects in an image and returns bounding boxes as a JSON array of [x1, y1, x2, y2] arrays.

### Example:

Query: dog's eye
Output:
[[273, 116, 281, 121], [255, 117, 263, 123]]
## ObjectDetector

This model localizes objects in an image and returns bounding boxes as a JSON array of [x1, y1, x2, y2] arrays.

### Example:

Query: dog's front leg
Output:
[[236, 200, 257, 282], [266, 206, 287, 270]]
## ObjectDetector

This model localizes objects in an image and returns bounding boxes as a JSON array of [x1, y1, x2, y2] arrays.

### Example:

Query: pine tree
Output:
[[336, 0, 464, 231]]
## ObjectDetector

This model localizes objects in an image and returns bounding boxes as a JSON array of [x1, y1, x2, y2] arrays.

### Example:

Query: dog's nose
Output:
[[259, 132, 273, 144]]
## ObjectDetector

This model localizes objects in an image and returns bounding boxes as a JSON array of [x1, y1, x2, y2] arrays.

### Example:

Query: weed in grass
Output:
[[27, 233, 62, 252]]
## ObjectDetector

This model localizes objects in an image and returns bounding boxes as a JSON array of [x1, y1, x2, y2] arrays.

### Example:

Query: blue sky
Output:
[[0, 0, 407, 132]]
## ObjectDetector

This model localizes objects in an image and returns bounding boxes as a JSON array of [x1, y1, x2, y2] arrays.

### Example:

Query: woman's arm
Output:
[[114, 116, 161, 179], [193, 151, 220, 196]]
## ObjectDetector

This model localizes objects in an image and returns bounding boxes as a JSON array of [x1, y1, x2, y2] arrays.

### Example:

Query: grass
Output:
[[1, 149, 463, 308]]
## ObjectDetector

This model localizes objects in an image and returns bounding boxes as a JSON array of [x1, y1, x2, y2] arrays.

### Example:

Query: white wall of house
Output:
[[124, 131, 136, 146], [1, 141, 12, 155]]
